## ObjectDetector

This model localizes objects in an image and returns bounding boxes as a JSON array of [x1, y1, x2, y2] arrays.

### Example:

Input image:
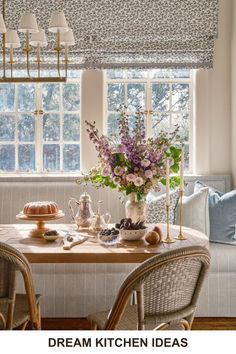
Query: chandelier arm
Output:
[[26, 30, 31, 78], [65, 43, 68, 79], [10, 44, 13, 78]]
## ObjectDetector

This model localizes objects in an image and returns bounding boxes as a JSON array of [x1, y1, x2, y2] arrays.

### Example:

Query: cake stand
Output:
[[16, 212, 65, 238]]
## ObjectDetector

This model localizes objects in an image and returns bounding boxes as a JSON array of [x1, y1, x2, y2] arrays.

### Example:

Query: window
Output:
[[0, 70, 80, 172], [105, 69, 192, 171], [0, 69, 192, 175]]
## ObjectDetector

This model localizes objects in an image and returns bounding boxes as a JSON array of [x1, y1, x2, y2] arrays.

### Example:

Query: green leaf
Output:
[[170, 146, 182, 159], [126, 185, 134, 195], [171, 163, 179, 173], [161, 178, 166, 186]]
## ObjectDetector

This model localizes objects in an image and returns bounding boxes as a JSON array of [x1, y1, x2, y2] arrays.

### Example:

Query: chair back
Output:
[[104, 246, 210, 330], [0, 241, 37, 329]]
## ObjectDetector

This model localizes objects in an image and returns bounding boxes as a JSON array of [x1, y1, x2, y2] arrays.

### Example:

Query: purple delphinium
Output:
[[83, 105, 181, 197]]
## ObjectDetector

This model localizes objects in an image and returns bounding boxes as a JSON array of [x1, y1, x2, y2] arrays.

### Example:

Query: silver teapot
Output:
[[68, 192, 94, 229], [91, 200, 111, 231]]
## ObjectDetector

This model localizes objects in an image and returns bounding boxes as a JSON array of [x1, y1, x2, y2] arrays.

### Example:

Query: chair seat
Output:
[[0, 293, 41, 329], [87, 305, 185, 330]]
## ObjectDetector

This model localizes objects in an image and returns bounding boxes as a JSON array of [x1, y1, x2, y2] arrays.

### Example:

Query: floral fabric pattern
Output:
[[6, 0, 219, 69], [146, 189, 180, 225]]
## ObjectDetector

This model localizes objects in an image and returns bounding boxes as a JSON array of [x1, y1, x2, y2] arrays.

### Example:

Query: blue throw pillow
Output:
[[194, 181, 236, 245]]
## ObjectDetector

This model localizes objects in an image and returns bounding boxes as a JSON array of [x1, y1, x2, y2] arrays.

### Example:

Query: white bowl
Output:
[[119, 227, 147, 241], [42, 231, 59, 242]]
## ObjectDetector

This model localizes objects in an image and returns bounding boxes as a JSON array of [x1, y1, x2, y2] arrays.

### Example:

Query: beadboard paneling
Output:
[[1, 174, 233, 317]]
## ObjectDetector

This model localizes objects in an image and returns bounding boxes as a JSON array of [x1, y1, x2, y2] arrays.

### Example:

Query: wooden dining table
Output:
[[0, 223, 209, 264]]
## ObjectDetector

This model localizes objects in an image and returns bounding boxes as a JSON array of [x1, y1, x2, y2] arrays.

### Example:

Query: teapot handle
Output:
[[68, 198, 80, 223], [103, 212, 111, 227]]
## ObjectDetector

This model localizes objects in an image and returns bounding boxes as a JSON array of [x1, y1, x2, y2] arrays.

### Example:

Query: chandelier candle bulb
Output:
[[37, 44, 40, 62], [37, 44, 40, 76], [56, 29, 61, 77], [5, 29, 21, 77], [180, 146, 184, 191], [166, 159, 170, 206], [65, 44, 68, 61], [61, 29, 75, 78], [9, 45, 13, 62]]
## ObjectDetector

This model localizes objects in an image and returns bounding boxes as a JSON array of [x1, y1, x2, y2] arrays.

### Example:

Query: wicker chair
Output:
[[0, 241, 41, 330], [88, 246, 210, 330]]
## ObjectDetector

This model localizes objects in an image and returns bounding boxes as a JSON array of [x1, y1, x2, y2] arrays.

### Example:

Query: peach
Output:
[[153, 226, 163, 241], [145, 231, 161, 245]]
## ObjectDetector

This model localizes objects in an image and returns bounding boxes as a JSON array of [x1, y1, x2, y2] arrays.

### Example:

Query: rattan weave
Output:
[[88, 246, 210, 330], [0, 241, 41, 330]]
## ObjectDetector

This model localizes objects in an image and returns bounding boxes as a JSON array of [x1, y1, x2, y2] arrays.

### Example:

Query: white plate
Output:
[[19, 210, 63, 218]]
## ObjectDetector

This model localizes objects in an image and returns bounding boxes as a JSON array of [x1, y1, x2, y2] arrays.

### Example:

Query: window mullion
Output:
[[146, 79, 152, 138], [15, 84, 19, 172], [35, 83, 42, 173], [124, 82, 127, 108]]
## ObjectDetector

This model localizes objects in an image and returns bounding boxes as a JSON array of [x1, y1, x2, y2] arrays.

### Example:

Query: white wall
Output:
[[81, 70, 104, 173], [232, 0, 236, 187], [194, 0, 232, 177]]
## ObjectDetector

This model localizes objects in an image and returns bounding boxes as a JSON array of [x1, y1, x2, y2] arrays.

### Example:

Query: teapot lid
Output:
[[79, 191, 91, 203]]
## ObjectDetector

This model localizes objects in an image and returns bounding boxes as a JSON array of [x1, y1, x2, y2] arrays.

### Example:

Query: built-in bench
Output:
[[0, 174, 233, 317]]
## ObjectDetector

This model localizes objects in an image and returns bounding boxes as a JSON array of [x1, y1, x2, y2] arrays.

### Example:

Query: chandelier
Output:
[[0, 0, 75, 82]]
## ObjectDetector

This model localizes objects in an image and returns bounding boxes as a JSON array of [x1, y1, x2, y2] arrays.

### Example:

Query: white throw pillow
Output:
[[176, 187, 210, 237]]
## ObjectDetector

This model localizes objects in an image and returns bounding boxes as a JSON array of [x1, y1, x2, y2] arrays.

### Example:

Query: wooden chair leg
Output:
[[155, 323, 169, 330], [20, 320, 29, 330], [36, 303, 41, 330], [90, 320, 98, 330], [0, 312, 6, 330], [156, 319, 191, 331], [180, 319, 191, 330]]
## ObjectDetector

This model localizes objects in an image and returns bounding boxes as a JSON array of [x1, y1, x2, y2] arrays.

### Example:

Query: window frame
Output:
[[104, 70, 193, 173], [0, 76, 81, 174]]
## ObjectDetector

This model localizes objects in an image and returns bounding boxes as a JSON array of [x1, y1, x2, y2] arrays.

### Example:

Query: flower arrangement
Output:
[[77, 106, 182, 201]]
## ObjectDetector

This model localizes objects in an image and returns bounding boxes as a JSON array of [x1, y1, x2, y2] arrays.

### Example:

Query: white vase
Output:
[[125, 192, 147, 223]]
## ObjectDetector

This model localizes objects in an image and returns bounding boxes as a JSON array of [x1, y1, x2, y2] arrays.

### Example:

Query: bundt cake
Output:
[[23, 201, 59, 215]]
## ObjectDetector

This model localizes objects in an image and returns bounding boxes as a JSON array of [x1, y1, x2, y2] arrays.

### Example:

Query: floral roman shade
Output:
[[5, 0, 219, 70]]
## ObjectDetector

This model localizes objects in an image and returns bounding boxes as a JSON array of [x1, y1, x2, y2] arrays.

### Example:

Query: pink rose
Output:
[[141, 159, 150, 168], [114, 166, 124, 176], [134, 176, 144, 187], [101, 168, 110, 177], [145, 170, 153, 179], [113, 176, 121, 185]]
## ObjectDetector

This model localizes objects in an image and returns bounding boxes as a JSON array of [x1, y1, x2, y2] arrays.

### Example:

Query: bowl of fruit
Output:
[[98, 227, 120, 246], [115, 218, 147, 241]]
